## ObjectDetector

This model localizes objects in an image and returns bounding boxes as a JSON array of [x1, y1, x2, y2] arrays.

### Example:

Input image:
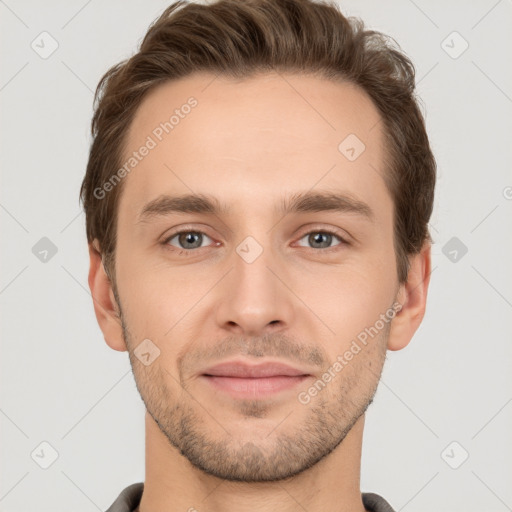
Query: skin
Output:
[[88, 71, 431, 512]]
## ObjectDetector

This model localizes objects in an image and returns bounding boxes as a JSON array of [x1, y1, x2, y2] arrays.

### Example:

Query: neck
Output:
[[138, 411, 368, 512]]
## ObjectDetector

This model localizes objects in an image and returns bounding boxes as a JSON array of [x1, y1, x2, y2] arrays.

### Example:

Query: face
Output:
[[111, 72, 402, 482]]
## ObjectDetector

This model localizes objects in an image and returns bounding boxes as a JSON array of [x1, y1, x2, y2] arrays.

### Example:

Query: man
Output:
[[81, 0, 435, 510]]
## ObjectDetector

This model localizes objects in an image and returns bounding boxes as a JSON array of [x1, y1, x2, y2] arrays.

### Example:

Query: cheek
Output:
[[115, 256, 203, 370], [294, 256, 396, 343]]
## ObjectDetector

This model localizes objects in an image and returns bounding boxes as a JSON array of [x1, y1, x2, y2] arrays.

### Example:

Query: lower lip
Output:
[[201, 375, 310, 399]]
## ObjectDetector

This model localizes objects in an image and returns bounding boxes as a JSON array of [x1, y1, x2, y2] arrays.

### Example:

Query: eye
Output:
[[161, 228, 349, 256], [296, 229, 349, 250], [163, 230, 214, 253]]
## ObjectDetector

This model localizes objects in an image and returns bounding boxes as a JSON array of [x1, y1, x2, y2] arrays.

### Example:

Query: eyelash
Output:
[[161, 228, 349, 256]]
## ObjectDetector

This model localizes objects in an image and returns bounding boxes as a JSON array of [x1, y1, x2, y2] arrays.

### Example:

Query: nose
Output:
[[214, 244, 294, 337]]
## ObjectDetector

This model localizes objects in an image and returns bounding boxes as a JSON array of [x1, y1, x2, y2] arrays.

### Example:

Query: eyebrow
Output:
[[137, 190, 374, 223]]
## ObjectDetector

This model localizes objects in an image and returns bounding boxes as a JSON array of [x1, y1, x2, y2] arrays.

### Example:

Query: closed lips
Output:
[[202, 361, 311, 378]]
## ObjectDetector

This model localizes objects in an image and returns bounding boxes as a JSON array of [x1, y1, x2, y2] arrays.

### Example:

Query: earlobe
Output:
[[387, 242, 432, 351], [88, 239, 127, 352]]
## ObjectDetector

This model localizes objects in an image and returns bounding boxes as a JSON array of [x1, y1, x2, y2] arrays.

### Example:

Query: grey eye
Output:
[[167, 231, 213, 250], [297, 231, 344, 249]]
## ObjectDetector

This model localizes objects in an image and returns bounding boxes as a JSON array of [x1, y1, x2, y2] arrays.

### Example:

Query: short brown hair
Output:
[[80, 0, 436, 284]]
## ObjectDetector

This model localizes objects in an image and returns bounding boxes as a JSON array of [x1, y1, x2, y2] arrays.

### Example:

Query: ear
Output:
[[387, 242, 432, 351], [88, 239, 127, 352]]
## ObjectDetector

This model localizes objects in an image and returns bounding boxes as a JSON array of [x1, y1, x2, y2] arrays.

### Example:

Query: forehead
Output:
[[119, 71, 390, 224]]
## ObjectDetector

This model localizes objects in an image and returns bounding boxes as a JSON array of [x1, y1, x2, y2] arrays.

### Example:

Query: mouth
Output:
[[200, 360, 312, 399]]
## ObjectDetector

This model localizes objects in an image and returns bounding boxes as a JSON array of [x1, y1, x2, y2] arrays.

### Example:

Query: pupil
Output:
[[181, 232, 200, 248], [311, 233, 330, 248]]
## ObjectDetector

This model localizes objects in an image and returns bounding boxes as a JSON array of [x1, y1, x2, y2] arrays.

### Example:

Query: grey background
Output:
[[1, 0, 511, 511]]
